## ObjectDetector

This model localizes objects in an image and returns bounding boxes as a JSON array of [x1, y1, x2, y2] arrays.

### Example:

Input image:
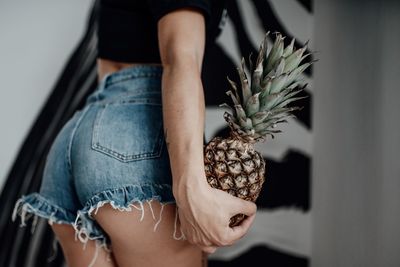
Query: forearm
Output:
[[161, 59, 208, 202], [154, 9, 256, 252]]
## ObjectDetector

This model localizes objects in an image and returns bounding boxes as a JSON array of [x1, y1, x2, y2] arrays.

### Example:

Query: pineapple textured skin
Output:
[[204, 134, 265, 227]]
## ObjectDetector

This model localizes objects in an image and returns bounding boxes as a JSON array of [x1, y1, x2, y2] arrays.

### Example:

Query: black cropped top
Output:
[[97, 0, 228, 63]]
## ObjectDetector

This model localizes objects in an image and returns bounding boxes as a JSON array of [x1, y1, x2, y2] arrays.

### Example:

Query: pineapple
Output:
[[204, 32, 314, 227]]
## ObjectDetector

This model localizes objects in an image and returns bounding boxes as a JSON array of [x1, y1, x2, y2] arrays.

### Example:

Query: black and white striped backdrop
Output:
[[204, 1, 312, 266], [0, 0, 313, 266]]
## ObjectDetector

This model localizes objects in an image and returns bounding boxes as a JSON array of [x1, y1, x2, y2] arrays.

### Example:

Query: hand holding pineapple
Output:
[[174, 174, 257, 254]]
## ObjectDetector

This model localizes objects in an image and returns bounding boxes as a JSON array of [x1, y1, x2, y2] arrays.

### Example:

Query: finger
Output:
[[228, 212, 257, 241], [200, 245, 218, 254], [228, 197, 257, 216], [185, 235, 214, 248]]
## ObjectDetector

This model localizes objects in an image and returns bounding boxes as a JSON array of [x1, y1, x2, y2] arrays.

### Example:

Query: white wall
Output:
[[0, 0, 94, 191], [312, 1, 400, 266]]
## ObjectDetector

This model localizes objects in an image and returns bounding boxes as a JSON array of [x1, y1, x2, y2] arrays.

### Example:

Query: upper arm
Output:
[[146, 0, 211, 69]]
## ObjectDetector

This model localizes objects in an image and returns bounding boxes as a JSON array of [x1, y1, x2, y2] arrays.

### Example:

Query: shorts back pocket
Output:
[[91, 98, 164, 162]]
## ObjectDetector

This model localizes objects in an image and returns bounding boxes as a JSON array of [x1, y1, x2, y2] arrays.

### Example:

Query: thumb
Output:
[[228, 196, 257, 216]]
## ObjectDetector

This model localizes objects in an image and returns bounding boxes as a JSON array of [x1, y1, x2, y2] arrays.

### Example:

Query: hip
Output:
[[69, 64, 172, 204]]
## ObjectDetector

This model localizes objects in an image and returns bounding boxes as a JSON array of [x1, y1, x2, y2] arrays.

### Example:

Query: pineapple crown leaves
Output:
[[220, 31, 317, 143]]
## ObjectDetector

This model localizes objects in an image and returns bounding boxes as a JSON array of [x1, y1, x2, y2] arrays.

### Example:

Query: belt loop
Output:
[[98, 72, 112, 91]]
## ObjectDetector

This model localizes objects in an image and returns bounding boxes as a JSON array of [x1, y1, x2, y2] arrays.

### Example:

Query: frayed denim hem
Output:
[[73, 183, 177, 245], [11, 183, 182, 267], [12, 193, 76, 229], [11, 193, 77, 263]]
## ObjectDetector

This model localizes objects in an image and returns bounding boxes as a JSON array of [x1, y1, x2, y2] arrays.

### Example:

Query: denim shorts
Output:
[[12, 65, 178, 262]]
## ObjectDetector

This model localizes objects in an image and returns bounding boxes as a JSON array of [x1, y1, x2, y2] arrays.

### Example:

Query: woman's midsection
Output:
[[97, 58, 162, 82]]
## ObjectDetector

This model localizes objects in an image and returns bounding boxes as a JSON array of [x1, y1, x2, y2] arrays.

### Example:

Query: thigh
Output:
[[93, 201, 204, 267], [51, 224, 117, 267]]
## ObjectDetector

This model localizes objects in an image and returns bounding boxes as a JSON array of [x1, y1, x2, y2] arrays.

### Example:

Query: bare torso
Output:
[[97, 58, 162, 82]]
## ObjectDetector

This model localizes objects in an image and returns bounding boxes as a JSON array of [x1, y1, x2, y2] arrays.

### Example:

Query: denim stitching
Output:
[[105, 72, 162, 88], [92, 93, 162, 106], [66, 105, 92, 176], [107, 97, 162, 105], [91, 103, 107, 159], [91, 102, 165, 162]]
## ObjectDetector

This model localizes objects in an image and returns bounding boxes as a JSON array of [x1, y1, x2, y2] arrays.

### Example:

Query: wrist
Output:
[[172, 170, 209, 206]]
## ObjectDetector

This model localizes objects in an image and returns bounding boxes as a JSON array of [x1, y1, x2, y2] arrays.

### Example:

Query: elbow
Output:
[[160, 46, 203, 71]]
